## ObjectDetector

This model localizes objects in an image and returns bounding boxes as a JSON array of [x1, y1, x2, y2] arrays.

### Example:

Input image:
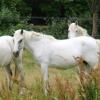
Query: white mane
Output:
[[76, 25, 88, 36], [23, 30, 56, 41]]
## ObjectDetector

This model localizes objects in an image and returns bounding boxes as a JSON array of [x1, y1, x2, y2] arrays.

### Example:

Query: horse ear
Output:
[[20, 29, 23, 35], [68, 20, 71, 26], [75, 20, 78, 25]]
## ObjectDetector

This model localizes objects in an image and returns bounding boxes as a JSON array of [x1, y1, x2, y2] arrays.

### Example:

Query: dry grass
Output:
[[74, 55, 100, 100], [52, 75, 78, 100]]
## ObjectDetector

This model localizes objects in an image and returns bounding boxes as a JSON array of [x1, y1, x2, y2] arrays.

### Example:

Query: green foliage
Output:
[[0, 0, 31, 35], [0, 7, 20, 35], [0, 0, 31, 16], [45, 18, 68, 39], [38, 0, 90, 18]]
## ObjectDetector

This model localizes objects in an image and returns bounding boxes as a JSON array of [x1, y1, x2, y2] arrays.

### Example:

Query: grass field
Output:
[[0, 50, 82, 100]]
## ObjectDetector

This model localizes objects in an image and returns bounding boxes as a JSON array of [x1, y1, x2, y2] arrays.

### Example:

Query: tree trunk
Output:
[[92, 11, 98, 38], [91, 0, 100, 38]]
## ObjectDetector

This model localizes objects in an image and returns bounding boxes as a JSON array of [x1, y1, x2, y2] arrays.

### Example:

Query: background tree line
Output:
[[0, 0, 99, 38]]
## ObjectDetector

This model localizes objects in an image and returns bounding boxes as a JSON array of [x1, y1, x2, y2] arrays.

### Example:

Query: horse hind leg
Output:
[[4, 63, 13, 91]]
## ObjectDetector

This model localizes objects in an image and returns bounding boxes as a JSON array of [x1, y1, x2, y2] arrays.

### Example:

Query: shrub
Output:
[[0, 7, 20, 35], [45, 18, 68, 39]]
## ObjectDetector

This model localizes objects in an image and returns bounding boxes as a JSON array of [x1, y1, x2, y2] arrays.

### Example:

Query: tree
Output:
[[0, 0, 32, 17], [86, 0, 100, 37]]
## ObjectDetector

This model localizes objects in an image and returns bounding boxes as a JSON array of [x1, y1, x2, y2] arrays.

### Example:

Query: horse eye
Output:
[[19, 39, 22, 43]]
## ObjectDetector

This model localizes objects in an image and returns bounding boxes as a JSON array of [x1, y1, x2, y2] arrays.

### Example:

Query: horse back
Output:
[[0, 36, 13, 65]]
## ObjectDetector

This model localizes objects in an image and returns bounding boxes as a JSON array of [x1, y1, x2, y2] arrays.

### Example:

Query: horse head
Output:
[[68, 21, 88, 38], [68, 20, 79, 38], [13, 29, 24, 57]]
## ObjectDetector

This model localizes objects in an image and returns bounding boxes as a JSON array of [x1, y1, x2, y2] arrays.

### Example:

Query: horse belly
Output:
[[50, 42, 82, 68], [49, 59, 76, 69], [49, 52, 77, 69]]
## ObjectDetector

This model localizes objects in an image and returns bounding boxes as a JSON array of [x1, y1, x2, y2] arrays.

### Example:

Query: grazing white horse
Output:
[[68, 21, 89, 39], [0, 35, 24, 94], [13, 29, 99, 95]]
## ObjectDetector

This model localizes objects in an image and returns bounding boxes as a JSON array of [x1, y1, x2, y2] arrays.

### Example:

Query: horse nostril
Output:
[[13, 51, 19, 57]]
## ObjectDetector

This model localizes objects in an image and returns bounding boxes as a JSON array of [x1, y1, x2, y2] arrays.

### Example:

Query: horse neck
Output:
[[23, 31, 50, 53], [22, 31, 33, 51]]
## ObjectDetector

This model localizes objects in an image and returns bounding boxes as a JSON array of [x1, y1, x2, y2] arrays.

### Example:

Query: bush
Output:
[[0, 7, 20, 35], [45, 18, 68, 39], [12, 18, 68, 39]]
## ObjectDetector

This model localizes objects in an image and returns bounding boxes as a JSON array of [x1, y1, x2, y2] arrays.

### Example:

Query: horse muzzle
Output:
[[13, 51, 19, 57]]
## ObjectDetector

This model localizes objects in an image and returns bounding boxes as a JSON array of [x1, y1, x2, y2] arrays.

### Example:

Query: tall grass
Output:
[[53, 75, 77, 100], [75, 56, 100, 100], [0, 51, 100, 100], [78, 72, 100, 100]]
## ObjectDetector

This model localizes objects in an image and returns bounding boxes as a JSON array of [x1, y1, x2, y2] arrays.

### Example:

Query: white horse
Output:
[[13, 29, 99, 95], [68, 21, 89, 39], [67, 21, 100, 49], [0, 35, 24, 94]]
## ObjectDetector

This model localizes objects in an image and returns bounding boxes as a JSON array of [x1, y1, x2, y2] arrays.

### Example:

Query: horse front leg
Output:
[[14, 49, 25, 95], [41, 63, 48, 95]]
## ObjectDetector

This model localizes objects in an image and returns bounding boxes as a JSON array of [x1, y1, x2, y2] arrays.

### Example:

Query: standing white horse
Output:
[[0, 35, 24, 94], [67, 21, 100, 49], [13, 29, 99, 95]]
